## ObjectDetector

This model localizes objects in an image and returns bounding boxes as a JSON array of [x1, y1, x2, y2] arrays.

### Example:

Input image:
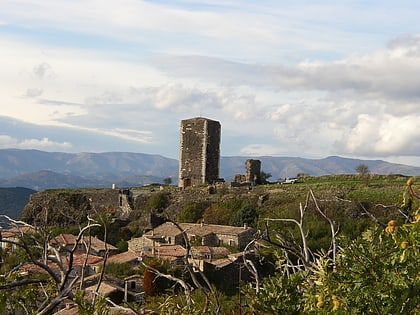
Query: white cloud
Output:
[[339, 114, 420, 157], [1, 1, 420, 167], [240, 144, 281, 156], [151, 37, 420, 107], [0, 135, 72, 150]]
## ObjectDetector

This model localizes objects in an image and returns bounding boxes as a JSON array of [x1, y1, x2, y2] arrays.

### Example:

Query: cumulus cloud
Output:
[[0, 135, 72, 150], [151, 34, 420, 108], [2, 1, 420, 165], [338, 114, 420, 157]]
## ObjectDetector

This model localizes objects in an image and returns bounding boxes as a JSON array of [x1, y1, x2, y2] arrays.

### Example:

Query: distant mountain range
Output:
[[0, 149, 419, 191]]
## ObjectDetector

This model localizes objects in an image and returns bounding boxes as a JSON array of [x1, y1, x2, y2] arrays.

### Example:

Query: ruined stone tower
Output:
[[178, 117, 221, 188], [245, 159, 261, 184]]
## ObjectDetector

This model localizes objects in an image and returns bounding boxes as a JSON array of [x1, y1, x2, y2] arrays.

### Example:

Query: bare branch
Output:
[[242, 237, 260, 294], [359, 202, 386, 228], [264, 214, 312, 268], [0, 279, 48, 290], [309, 190, 337, 264]]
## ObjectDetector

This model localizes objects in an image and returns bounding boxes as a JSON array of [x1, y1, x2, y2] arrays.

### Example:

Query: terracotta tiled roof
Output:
[[145, 222, 254, 238], [192, 245, 211, 254], [191, 246, 230, 259], [208, 258, 235, 268], [144, 222, 183, 238], [86, 282, 119, 296], [180, 223, 253, 236], [106, 250, 140, 264], [19, 252, 103, 273], [210, 246, 230, 256], [143, 244, 186, 258], [54, 305, 79, 315], [50, 233, 117, 251], [1, 225, 35, 238], [50, 233, 78, 246], [68, 252, 103, 266]]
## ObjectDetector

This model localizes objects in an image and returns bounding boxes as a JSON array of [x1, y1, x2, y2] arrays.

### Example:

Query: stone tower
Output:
[[245, 159, 261, 184], [178, 117, 221, 188]]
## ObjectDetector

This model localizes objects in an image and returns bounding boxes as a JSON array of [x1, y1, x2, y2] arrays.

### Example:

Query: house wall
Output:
[[216, 233, 239, 247], [201, 233, 219, 247], [237, 228, 256, 249], [128, 237, 148, 251]]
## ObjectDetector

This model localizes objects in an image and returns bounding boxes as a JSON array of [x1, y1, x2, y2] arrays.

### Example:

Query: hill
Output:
[[0, 149, 419, 191], [0, 187, 37, 219]]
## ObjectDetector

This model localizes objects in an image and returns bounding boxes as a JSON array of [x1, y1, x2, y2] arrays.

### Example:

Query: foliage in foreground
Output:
[[244, 219, 420, 314], [243, 179, 420, 315]]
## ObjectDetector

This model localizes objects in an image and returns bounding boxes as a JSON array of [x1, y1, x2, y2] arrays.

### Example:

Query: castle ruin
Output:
[[178, 117, 221, 188], [245, 159, 261, 184]]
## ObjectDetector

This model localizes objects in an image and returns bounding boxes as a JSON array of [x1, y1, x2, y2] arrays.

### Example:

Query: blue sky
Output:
[[1, 0, 420, 166]]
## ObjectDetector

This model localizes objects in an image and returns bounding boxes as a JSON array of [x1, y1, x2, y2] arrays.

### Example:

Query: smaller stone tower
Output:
[[245, 159, 261, 184]]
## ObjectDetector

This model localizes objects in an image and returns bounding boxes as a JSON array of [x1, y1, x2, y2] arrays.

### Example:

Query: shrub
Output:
[[144, 192, 170, 214], [243, 219, 420, 314], [178, 203, 203, 223]]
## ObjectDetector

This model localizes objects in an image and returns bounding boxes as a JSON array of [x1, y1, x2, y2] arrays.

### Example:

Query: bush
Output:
[[144, 192, 170, 214], [243, 219, 420, 314], [178, 203, 204, 223], [103, 262, 134, 279]]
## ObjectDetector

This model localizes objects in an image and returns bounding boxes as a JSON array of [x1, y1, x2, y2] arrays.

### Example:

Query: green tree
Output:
[[355, 163, 370, 175], [164, 177, 172, 185], [102, 262, 134, 279], [202, 204, 231, 225], [116, 240, 128, 252], [178, 203, 203, 223], [144, 192, 170, 213], [260, 171, 272, 184], [230, 204, 258, 227]]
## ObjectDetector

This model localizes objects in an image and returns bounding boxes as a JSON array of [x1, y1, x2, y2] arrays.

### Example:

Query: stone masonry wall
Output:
[[178, 117, 221, 188]]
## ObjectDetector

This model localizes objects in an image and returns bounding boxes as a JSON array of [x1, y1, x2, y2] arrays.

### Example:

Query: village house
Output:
[[204, 251, 256, 290], [141, 244, 186, 265], [0, 225, 35, 252], [50, 233, 119, 257], [128, 221, 256, 251], [188, 246, 231, 271], [19, 251, 104, 280]]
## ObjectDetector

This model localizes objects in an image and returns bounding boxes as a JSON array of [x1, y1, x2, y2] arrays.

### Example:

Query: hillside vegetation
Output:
[[20, 174, 417, 248], [2, 174, 419, 314]]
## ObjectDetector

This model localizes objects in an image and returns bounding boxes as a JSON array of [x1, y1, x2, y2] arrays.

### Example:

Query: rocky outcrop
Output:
[[21, 188, 121, 226]]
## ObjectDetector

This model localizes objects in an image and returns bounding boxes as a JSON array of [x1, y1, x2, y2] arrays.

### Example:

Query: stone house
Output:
[[50, 233, 118, 257], [128, 222, 255, 251], [141, 244, 187, 265], [0, 225, 35, 252], [204, 251, 256, 290], [20, 252, 103, 279], [189, 246, 230, 271]]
